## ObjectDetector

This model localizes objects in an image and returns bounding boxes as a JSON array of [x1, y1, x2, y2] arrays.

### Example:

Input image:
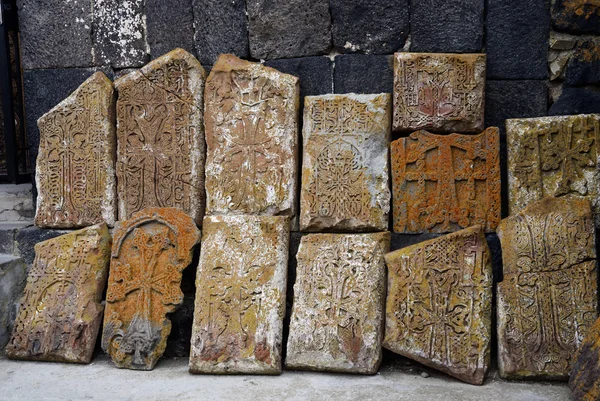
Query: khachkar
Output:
[[5, 224, 111, 363], [300, 93, 391, 232], [286, 232, 390, 374], [391, 128, 500, 233], [393, 53, 486, 133], [507, 114, 600, 225], [35, 72, 116, 228], [189, 215, 289, 374], [383, 226, 492, 385], [102, 208, 200, 370], [570, 317, 600, 401], [115, 49, 206, 225], [204, 54, 299, 216], [497, 197, 598, 379]]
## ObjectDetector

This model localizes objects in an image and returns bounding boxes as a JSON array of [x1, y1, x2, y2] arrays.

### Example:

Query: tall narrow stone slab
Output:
[[204, 54, 300, 216], [570, 317, 600, 401], [189, 215, 289, 374], [102, 208, 200, 370], [383, 226, 492, 385], [507, 114, 600, 225], [300, 93, 391, 232], [393, 53, 486, 133], [115, 49, 206, 225], [497, 197, 598, 379], [35, 72, 116, 228], [286, 232, 390, 374], [5, 224, 111, 363], [391, 128, 501, 234]]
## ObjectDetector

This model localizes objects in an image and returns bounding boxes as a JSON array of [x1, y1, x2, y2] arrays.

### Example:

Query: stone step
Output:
[[0, 222, 33, 256], [0, 254, 27, 349], [0, 184, 35, 223]]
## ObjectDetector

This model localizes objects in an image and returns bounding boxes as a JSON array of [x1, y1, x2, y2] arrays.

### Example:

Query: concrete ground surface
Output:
[[0, 355, 572, 401]]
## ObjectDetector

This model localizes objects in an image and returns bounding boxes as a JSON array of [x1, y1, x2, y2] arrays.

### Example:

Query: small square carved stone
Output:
[[204, 54, 300, 217], [393, 53, 486, 133], [507, 114, 600, 225], [497, 197, 598, 380], [391, 128, 501, 233], [35, 72, 117, 228], [300, 93, 391, 232], [189, 215, 289, 374], [5, 224, 111, 363], [383, 226, 492, 385], [286, 232, 390, 374]]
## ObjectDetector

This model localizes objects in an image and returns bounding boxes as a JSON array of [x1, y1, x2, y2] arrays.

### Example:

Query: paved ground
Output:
[[0, 355, 572, 401]]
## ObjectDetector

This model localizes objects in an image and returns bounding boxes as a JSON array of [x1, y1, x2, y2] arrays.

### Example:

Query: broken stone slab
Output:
[[391, 128, 501, 234], [0, 255, 27, 349], [507, 114, 600, 225], [570, 316, 600, 401], [5, 224, 111, 363], [189, 215, 289, 374], [497, 197, 598, 380], [115, 48, 207, 225], [300, 93, 391, 232], [286, 232, 390, 374], [204, 54, 300, 217], [393, 53, 486, 133], [34, 71, 117, 229], [553, 0, 600, 35], [102, 208, 200, 370], [383, 226, 492, 385]]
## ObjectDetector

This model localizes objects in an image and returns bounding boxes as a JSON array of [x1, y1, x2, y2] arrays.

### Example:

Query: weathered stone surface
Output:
[[333, 54, 394, 95], [146, 0, 196, 59], [189, 215, 289, 374], [330, 0, 409, 54], [192, 0, 249, 65], [102, 208, 200, 370], [16, 0, 93, 69], [393, 53, 486, 133], [300, 94, 391, 232], [497, 197, 598, 379], [391, 128, 501, 234], [205, 55, 299, 217], [549, 88, 600, 116], [507, 114, 600, 224], [383, 226, 492, 385], [553, 0, 600, 35], [410, 0, 484, 53], [34, 72, 116, 228], [5, 224, 111, 363], [486, 0, 550, 79], [564, 39, 600, 86], [265, 57, 333, 98], [115, 49, 206, 225], [570, 316, 600, 401], [0, 256, 27, 349], [247, 0, 332, 60], [286, 232, 390, 374]]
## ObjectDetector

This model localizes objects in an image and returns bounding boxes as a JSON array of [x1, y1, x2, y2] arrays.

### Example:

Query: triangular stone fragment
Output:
[[5, 224, 111, 363], [102, 208, 200, 370], [35, 72, 117, 228]]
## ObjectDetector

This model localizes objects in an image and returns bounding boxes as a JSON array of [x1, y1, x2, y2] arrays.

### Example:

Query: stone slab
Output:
[[391, 128, 501, 234], [115, 49, 206, 225], [507, 114, 600, 225], [333, 55, 394, 95], [0, 255, 27, 349], [300, 93, 391, 232], [204, 55, 299, 217], [102, 208, 200, 370], [146, 0, 196, 59], [189, 215, 289, 374], [392, 53, 486, 133], [5, 224, 111, 363], [286, 232, 390, 374], [564, 39, 600, 86], [265, 57, 333, 98], [247, 0, 331, 60], [570, 316, 600, 401], [383, 226, 492, 385], [549, 88, 600, 116], [35, 72, 117, 228], [553, 0, 600, 35], [497, 197, 598, 379]]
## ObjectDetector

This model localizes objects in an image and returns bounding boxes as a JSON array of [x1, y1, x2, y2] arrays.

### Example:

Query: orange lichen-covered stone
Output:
[[497, 197, 597, 380], [5, 224, 111, 363], [189, 215, 289, 374], [383, 226, 492, 385], [570, 316, 600, 401], [204, 54, 300, 217], [391, 128, 500, 234], [393, 52, 486, 133], [102, 208, 200, 370]]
